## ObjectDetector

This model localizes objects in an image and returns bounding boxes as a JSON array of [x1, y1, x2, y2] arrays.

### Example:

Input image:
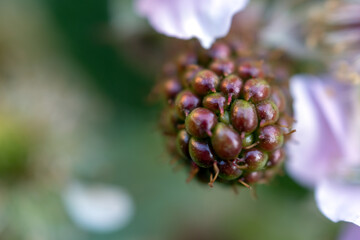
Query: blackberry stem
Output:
[[208, 162, 219, 187], [277, 124, 290, 128], [243, 141, 260, 150], [238, 179, 251, 189], [284, 129, 296, 136], [186, 167, 199, 183], [236, 164, 248, 170]]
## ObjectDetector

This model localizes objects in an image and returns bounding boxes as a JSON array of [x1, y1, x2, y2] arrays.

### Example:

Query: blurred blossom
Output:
[[307, 0, 360, 56], [340, 223, 360, 240], [334, 56, 360, 85], [287, 75, 360, 226], [260, 2, 309, 58], [64, 181, 134, 233], [307, 0, 360, 83], [134, 0, 249, 48]]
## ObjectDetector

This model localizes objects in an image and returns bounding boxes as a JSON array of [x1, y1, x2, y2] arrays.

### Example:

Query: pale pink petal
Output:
[[310, 78, 360, 166], [286, 75, 342, 187], [315, 178, 360, 227], [64, 182, 135, 233], [339, 223, 360, 240], [136, 0, 249, 48]]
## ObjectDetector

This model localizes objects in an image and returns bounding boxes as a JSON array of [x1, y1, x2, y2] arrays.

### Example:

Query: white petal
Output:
[[135, 0, 249, 48], [63, 181, 134, 233], [286, 75, 342, 187], [310, 78, 360, 166], [315, 178, 360, 226], [339, 223, 360, 240]]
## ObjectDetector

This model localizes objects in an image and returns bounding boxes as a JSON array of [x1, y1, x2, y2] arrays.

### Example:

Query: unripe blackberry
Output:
[[258, 125, 284, 151], [243, 78, 271, 103], [230, 100, 258, 134], [191, 70, 219, 96], [177, 52, 197, 71], [210, 59, 235, 76], [238, 63, 263, 80], [271, 86, 286, 113], [211, 123, 242, 160], [267, 148, 285, 168], [218, 160, 243, 181], [175, 90, 201, 119], [256, 100, 279, 127], [209, 42, 231, 60], [163, 78, 182, 101], [202, 93, 227, 116], [157, 40, 294, 189], [243, 171, 263, 184], [176, 130, 191, 159], [220, 75, 243, 105], [244, 148, 268, 171], [185, 108, 217, 138], [182, 64, 202, 88], [189, 138, 216, 168]]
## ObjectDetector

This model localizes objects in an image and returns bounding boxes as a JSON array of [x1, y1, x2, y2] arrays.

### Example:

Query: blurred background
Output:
[[0, 0, 348, 239]]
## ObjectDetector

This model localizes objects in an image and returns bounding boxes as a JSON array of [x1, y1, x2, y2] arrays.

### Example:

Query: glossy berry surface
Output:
[[243, 171, 263, 184], [218, 160, 243, 180], [243, 78, 271, 103], [176, 130, 191, 158], [202, 93, 227, 116], [256, 100, 280, 127], [175, 90, 201, 119], [210, 59, 235, 76], [242, 134, 254, 148], [185, 108, 217, 138], [158, 40, 294, 189], [189, 138, 216, 168], [258, 125, 284, 151], [220, 74, 243, 105], [230, 100, 258, 134], [211, 123, 242, 160], [191, 70, 219, 96], [271, 86, 286, 113], [244, 148, 268, 171], [238, 63, 263, 80], [267, 148, 285, 168]]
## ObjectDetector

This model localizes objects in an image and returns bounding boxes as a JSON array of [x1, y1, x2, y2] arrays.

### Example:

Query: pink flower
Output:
[[135, 0, 249, 48], [339, 223, 360, 240], [287, 75, 360, 227]]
